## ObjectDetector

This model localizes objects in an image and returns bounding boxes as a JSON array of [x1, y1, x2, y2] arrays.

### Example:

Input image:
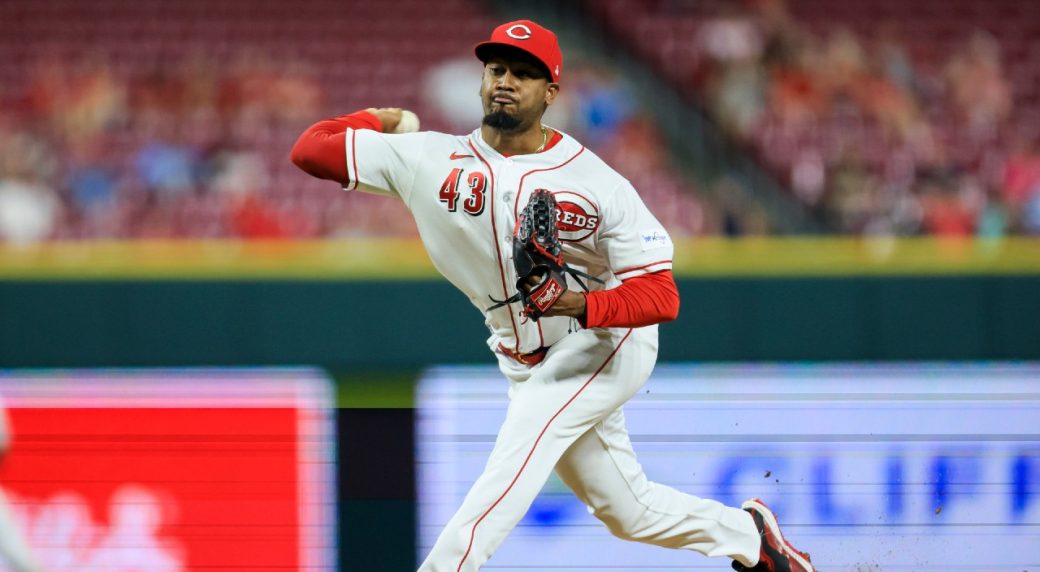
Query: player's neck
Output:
[[481, 123, 550, 157]]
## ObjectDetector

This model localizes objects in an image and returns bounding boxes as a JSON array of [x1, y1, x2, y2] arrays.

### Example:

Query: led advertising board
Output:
[[417, 363, 1040, 571], [0, 368, 336, 572]]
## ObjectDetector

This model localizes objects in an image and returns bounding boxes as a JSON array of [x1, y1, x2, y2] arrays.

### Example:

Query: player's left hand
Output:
[[518, 274, 584, 318], [538, 290, 586, 319], [487, 189, 602, 320]]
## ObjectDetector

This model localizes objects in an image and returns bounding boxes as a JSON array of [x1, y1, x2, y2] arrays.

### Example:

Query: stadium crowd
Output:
[[602, 0, 1040, 236], [0, 44, 708, 242], [1, 0, 1039, 242]]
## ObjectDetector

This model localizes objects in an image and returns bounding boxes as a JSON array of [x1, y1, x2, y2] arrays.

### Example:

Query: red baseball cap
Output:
[[475, 20, 563, 83]]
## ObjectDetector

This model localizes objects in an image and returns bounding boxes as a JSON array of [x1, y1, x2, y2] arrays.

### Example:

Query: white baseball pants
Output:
[[417, 326, 761, 571]]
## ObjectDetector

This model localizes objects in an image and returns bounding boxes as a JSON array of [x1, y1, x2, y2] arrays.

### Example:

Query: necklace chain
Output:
[[535, 126, 548, 153]]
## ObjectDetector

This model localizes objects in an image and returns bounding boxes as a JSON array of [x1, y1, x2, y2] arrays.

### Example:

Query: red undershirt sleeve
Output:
[[290, 110, 384, 185], [583, 270, 680, 329]]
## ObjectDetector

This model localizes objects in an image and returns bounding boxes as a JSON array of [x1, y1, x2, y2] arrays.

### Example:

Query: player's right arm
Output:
[[291, 108, 421, 198], [290, 109, 383, 184]]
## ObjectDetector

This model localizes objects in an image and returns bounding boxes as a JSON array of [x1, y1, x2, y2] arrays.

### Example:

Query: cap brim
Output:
[[475, 41, 533, 63], [474, 42, 554, 82]]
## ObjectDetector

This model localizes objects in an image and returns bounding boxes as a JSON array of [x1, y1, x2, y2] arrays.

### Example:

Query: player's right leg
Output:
[[555, 409, 815, 571], [554, 406, 762, 566]]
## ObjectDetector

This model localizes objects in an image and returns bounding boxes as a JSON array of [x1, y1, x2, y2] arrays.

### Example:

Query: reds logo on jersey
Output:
[[551, 191, 600, 242]]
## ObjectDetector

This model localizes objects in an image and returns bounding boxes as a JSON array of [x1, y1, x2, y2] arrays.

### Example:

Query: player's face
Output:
[[480, 54, 559, 132]]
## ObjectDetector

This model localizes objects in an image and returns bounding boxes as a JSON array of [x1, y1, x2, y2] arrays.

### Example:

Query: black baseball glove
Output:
[[488, 189, 602, 320]]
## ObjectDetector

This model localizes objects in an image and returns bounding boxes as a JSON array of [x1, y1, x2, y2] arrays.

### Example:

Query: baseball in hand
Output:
[[392, 109, 421, 134]]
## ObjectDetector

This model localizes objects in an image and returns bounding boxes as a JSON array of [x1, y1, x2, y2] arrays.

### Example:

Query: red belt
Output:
[[498, 343, 550, 366]]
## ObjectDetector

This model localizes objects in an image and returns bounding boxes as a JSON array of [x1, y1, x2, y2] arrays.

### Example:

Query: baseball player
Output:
[[292, 19, 814, 572]]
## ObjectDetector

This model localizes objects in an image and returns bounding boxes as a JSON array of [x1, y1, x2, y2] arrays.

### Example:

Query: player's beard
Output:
[[482, 109, 523, 132]]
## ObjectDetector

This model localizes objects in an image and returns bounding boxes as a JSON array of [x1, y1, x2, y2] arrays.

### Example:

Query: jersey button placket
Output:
[[496, 165, 521, 292]]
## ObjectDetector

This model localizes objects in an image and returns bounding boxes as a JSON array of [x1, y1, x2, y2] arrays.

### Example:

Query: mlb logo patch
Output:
[[640, 229, 671, 251]]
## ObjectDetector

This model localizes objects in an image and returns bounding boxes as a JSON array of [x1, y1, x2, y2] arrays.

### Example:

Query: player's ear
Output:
[[544, 82, 560, 107], [478, 64, 492, 97]]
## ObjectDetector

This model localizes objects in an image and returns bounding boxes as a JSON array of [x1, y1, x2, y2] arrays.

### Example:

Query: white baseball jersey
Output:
[[338, 125, 762, 572], [343, 126, 674, 355]]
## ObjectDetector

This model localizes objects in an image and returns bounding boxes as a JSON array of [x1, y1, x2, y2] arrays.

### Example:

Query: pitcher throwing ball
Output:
[[292, 19, 815, 572]]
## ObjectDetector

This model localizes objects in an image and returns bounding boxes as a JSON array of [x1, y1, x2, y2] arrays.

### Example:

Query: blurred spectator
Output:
[[712, 177, 772, 236], [853, 62, 923, 144], [945, 31, 1012, 139], [823, 151, 876, 233], [229, 194, 286, 239], [768, 43, 828, 130], [1021, 194, 1040, 235], [822, 28, 867, 99], [698, 5, 768, 137], [207, 149, 270, 197], [790, 149, 826, 205], [875, 25, 919, 98], [571, 67, 636, 146], [709, 59, 767, 138], [134, 142, 197, 200], [66, 137, 118, 216], [756, 0, 803, 68], [0, 133, 60, 244], [920, 184, 976, 236], [27, 56, 127, 139], [699, 6, 764, 64], [598, 117, 669, 175], [1002, 139, 1040, 209], [422, 57, 487, 132], [0, 178, 60, 245], [975, 189, 1010, 238]]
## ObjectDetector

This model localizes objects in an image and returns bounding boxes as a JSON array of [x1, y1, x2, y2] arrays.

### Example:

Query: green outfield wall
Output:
[[2, 238, 1038, 368], [1, 275, 1038, 368]]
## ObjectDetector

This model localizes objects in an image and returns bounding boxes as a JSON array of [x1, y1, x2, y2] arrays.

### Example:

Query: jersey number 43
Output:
[[439, 168, 487, 216]]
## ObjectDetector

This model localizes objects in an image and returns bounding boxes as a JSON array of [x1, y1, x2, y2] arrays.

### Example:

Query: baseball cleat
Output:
[[731, 498, 815, 572]]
